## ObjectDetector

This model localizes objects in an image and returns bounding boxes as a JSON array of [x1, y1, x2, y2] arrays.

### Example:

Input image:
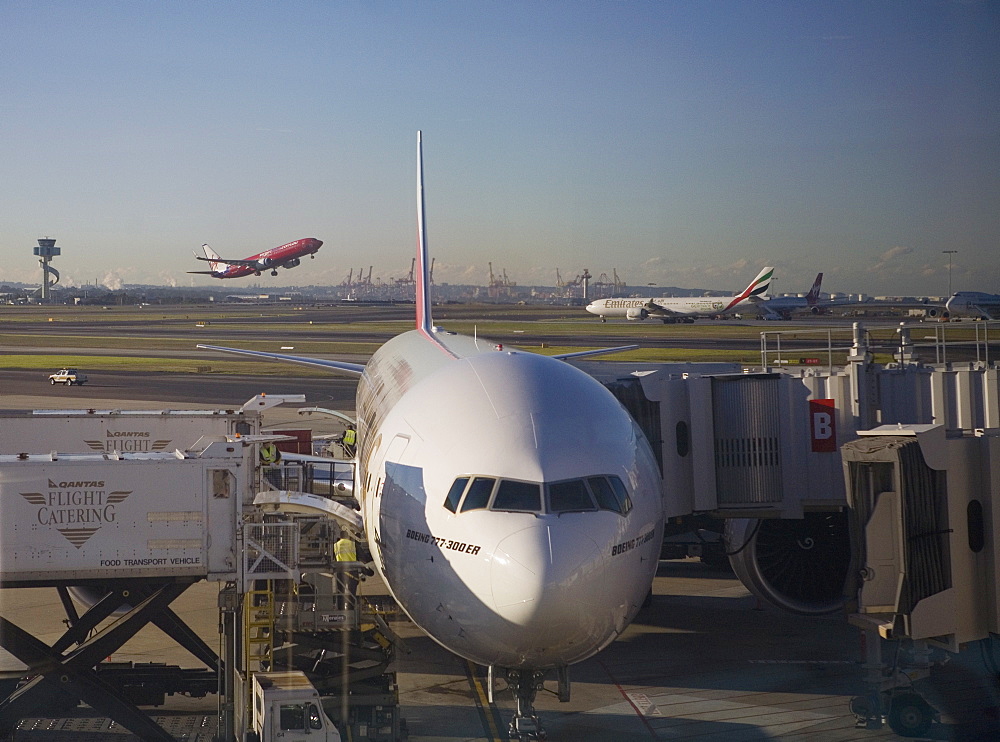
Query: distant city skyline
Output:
[[2, 2, 996, 296]]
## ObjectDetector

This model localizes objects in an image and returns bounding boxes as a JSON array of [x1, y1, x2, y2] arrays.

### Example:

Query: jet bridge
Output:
[[842, 424, 1000, 736], [572, 321, 1000, 615]]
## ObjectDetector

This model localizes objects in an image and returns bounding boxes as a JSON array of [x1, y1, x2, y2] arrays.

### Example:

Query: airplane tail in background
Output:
[[415, 131, 433, 335], [806, 273, 824, 306], [744, 266, 774, 299], [201, 244, 225, 275]]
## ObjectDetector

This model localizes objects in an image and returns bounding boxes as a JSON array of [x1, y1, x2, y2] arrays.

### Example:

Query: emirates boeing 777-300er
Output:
[[586, 266, 774, 323], [187, 237, 322, 278], [198, 133, 663, 740]]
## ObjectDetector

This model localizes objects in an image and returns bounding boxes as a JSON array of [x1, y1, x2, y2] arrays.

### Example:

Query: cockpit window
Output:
[[492, 480, 542, 512], [460, 477, 495, 512], [548, 479, 597, 513], [609, 475, 633, 515], [444, 474, 631, 516], [443, 477, 469, 513], [587, 476, 622, 514]]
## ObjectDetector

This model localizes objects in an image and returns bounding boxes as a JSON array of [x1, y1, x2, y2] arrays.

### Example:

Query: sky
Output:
[[2, 0, 997, 296]]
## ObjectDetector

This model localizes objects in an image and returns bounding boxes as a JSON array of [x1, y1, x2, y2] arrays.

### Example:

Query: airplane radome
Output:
[[198, 132, 664, 739]]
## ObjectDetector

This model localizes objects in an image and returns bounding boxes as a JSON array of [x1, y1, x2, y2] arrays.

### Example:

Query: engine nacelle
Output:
[[283, 258, 300, 269], [725, 513, 852, 615], [625, 307, 649, 321], [257, 257, 275, 270], [925, 306, 950, 319]]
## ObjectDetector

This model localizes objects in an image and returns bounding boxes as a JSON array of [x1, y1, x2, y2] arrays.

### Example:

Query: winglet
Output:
[[415, 131, 433, 334]]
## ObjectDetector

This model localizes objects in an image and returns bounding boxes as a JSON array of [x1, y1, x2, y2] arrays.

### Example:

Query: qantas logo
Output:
[[20, 482, 133, 548], [84, 431, 171, 453]]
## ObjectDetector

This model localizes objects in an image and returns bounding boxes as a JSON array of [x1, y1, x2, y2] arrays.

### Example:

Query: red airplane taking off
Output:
[[187, 237, 323, 279]]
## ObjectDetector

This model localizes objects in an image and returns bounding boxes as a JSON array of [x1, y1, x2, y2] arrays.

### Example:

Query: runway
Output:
[[2, 370, 998, 740]]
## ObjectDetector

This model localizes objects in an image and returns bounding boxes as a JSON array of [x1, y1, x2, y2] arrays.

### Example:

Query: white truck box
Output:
[[0, 408, 258, 455], [0, 444, 245, 584]]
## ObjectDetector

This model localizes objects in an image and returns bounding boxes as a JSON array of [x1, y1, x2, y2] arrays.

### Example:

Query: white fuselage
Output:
[[945, 291, 1000, 320], [585, 295, 745, 319], [354, 328, 663, 669]]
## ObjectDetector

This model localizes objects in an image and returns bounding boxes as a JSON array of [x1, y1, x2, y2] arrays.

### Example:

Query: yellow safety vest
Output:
[[260, 443, 279, 465], [343, 429, 356, 446], [335, 538, 357, 562]]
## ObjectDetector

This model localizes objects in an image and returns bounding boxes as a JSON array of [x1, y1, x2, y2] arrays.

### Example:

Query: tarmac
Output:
[[2, 381, 1000, 741]]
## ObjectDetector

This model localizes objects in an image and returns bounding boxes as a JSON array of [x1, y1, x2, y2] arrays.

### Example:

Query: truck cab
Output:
[[251, 671, 341, 742]]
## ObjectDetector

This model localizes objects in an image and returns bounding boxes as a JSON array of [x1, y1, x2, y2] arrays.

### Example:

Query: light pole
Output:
[[942, 250, 957, 297]]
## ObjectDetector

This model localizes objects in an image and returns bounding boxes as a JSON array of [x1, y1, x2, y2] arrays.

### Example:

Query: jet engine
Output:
[[925, 306, 950, 319], [725, 512, 852, 615], [625, 307, 649, 321], [283, 258, 300, 269]]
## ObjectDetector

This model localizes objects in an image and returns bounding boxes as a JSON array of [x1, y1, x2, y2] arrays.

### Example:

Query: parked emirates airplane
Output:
[[187, 237, 322, 278], [198, 133, 663, 740], [586, 266, 774, 323]]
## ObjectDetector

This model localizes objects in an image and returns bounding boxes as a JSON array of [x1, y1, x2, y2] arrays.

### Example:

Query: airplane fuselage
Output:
[[210, 237, 322, 279], [945, 291, 1000, 320], [586, 295, 745, 320], [354, 328, 663, 668]]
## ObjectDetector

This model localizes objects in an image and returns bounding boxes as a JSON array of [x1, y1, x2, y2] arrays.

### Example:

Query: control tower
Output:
[[32, 237, 61, 301]]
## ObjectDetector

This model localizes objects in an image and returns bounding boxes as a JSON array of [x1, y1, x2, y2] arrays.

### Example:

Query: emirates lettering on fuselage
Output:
[[602, 299, 651, 309]]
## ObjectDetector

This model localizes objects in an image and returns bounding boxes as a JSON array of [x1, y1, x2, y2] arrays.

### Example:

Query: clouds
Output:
[[871, 246, 914, 272]]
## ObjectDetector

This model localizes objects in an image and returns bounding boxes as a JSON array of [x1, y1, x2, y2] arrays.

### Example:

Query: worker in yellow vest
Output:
[[259, 441, 282, 488], [340, 424, 357, 458], [335, 531, 358, 609]]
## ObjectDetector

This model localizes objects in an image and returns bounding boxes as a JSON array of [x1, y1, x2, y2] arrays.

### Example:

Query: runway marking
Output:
[[626, 691, 663, 716], [464, 660, 504, 742], [598, 659, 658, 738]]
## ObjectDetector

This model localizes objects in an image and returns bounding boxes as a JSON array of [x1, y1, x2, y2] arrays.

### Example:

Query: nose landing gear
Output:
[[507, 669, 547, 741], [496, 665, 569, 741]]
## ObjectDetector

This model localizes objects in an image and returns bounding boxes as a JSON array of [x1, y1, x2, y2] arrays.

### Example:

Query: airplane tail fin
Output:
[[744, 266, 774, 299], [806, 272, 823, 306], [201, 244, 225, 274], [415, 131, 433, 334]]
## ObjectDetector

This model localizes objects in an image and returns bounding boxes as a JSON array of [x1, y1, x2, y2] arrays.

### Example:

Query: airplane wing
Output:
[[551, 344, 639, 360], [643, 301, 680, 316], [195, 256, 260, 267], [196, 344, 366, 376], [187, 270, 220, 275]]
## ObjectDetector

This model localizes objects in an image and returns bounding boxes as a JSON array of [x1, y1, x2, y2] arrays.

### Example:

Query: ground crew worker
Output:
[[334, 531, 359, 609], [259, 441, 282, 488], [340, 424, 357, 458]]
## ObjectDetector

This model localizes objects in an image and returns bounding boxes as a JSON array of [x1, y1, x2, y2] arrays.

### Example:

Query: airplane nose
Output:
[[490, 524, 605, 651]]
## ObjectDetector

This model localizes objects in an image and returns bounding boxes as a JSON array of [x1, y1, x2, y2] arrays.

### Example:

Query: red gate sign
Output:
[[810, 399, 837, 452]]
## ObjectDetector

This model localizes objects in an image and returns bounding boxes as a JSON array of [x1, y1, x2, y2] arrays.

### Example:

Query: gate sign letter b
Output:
[[810, 399, 836, 452]]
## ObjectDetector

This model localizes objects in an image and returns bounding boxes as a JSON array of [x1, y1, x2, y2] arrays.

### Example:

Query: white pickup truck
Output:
[[48, 368, 88, 385]]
